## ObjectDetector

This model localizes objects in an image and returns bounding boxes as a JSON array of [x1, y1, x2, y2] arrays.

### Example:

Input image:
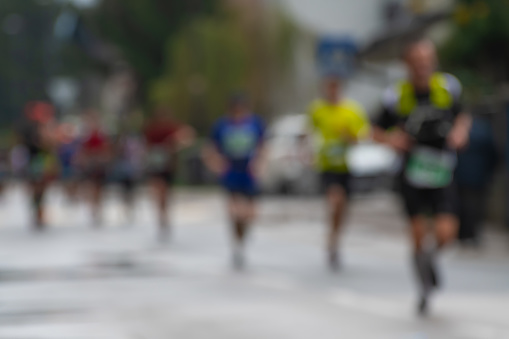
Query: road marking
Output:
[[250, 274, 301, 292], [330, 289, 410, 321]]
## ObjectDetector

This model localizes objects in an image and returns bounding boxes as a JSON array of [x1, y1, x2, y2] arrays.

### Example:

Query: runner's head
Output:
[[25, 101, 55, 125], [322, 75, 342, 104], [403, 39, 438, 91], [58, 123, 77, 144], [228, 93, 249, 120]]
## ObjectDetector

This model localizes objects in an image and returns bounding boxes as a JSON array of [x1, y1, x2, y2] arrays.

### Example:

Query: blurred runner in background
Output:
[[19, 102, 60, 230], [373, 39, 471, 315], [77, 111, 111, 227], [112, 127, 144, 225], [308, 75, 370, 271], [204, 94, 265, 270], [57, 122, 81, 202], [144, 106, 194, 241]]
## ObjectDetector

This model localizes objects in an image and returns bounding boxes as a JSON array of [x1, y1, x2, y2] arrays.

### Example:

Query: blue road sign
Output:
[[317, 36, 358, 78]]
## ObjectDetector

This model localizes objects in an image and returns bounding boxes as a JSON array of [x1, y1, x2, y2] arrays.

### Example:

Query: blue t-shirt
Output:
[[212, 114, 265, 172], [58, 139, 81, 169]]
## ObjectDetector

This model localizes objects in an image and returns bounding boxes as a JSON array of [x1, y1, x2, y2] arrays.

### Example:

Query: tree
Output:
[[441, 0, 509, 102], [150, 2, 299, 134], [0, 1, 61, 125], [90, 0, 218, 99], [150, 15, 249, 133]]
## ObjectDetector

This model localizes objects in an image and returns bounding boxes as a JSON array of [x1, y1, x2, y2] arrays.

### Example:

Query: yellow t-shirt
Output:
[[309, 99, 370, 173]]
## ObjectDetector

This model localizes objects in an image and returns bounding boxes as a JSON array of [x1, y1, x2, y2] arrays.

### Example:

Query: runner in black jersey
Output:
[[19, 103, 59, 230], [373, 39, 471, 315]]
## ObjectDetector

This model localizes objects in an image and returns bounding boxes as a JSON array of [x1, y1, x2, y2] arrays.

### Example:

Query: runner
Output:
[[112, 129, 144, 225], [143, 106, 194, 241], [308, 75, 370, 271], [19, 102, 59, 230], [77, 112, 111, 227], [57, 123, 81, 202], [204, 94, 265, 270], [372, 39, 471, 315]]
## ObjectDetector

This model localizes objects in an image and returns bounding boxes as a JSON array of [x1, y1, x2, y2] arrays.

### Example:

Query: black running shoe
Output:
[[418, 295, 429, 316], [232, 245, 245, 271], [329, 251, 340, 272], [428, 255, 440, 289], [414, 252, 433, 296]]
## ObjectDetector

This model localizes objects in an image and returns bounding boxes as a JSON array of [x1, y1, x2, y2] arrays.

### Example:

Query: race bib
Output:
[[322, 141, 347, 167], [30, 156, 45, 177], [405, 146, 456, 189], [30, 154, 54, 178], [148, 147, 171, 170], [224, 128, 257, 159]]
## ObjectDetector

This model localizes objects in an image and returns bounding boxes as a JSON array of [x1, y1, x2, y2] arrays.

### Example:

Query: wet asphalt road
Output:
[[0, 185, 508, 338]]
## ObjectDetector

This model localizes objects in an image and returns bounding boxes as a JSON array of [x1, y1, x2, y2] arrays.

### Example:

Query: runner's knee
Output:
[[327, 186, 346, 209], [435, 215, 458, 247], [410, 217, 427, 252]]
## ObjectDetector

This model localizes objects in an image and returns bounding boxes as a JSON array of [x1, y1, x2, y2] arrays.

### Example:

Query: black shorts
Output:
[[119, 177, 136, 194], [149, 171, 174, 184], [321, 172, 351, 196], [399, 178, 458, 218], [85, 168, 107, 185]]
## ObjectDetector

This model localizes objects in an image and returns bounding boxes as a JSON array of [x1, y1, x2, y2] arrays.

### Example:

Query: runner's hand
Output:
[[338, 127, 356, 144], [202, 145, 228, 176], [447, 125, 469, 151], [213, 156, 228, 176], [386, 130, 412, 152], [175, 126, 195, 149], [249, 157, 263, 178]]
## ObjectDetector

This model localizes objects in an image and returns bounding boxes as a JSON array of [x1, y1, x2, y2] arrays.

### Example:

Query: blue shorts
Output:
[[222, 171, 258, 198]]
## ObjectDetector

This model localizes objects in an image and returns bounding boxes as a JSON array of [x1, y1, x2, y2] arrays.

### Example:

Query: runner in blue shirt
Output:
[[204, 94, 265, 269]]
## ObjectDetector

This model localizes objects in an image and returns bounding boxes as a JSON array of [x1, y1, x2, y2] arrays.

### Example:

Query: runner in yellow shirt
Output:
[[308, 75, 370, 271]]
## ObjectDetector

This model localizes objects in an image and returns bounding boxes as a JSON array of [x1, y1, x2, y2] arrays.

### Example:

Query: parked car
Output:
[[259, 114, 398, 195]]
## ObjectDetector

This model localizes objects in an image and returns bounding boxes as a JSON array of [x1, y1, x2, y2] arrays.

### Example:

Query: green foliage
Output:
[[150, 16, 249, 134], [270, 9, 300, 75], [441, 0, 509, 99], [150, 5, 299, 135], [92, 1, 299, 133], [91, 0, 218, 92], [0, 1, 95, 126], [0, 0, 60, 124]]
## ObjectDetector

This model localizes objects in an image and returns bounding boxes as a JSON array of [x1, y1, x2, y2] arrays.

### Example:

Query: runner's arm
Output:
[[248, 117, 267, 178], [202, 121, 228, 176], [201, 142, 227, 176], [447, 113, 471, 151], [372, 108, 412, 152], [344, 104, 370, 145], [174, 125, 196, 150], [446, 74, 471, 150]]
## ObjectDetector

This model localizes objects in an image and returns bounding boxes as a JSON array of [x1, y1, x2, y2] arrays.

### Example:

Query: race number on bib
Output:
[[405, 146, 456, 189], [30, 156, 46, 177], [224, 128, 257, 159], [322, 141, 347, 167], [30, 154, 55, 178]]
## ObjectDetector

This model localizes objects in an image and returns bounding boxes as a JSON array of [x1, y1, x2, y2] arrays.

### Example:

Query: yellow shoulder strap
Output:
[[430, 73, 454, 109], [397, 81, 417, 116], [396, 73, 453, 116]]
